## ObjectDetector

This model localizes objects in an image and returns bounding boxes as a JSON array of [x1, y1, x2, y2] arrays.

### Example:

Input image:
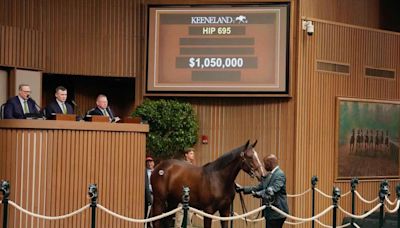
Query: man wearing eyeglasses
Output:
[[3, 84, 39, 119]]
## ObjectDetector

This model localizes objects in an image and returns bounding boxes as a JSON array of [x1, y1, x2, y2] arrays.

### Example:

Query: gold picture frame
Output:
[[336, 97, 400, 180]]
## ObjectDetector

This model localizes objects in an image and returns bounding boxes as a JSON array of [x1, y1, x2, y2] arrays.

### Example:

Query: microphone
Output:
[[26, 95, 44, 119], [27, 95, 41, 111], [107, 107, 120, 123], [71, 100, 82, 120], [71, 100, 78, 107]]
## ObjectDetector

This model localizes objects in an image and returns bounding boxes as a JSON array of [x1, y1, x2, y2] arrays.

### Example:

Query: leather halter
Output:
[[240, 148, 264, 180]]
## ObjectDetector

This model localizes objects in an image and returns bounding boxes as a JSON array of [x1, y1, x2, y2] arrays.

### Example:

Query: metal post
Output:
[[311, 176, 318, 228], [332, 187, 341, 228], [88, 184, 98, 228], [264, 187, 275, 228], [350, 178, 359, 228], [181, 187, 190, 228], [1, 180, 10, 228], [379, 180, 389, 228]]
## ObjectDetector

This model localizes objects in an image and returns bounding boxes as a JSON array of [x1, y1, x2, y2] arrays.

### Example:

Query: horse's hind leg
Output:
[[151, 197, 166, 228]]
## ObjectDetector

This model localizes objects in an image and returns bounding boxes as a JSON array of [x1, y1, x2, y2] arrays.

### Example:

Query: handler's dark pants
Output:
[[266, 218, 286, 228]]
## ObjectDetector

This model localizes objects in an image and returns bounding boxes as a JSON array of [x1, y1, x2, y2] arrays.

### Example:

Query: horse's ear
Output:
[[245, 140, 250, 148], [252, 140, 258, 148]]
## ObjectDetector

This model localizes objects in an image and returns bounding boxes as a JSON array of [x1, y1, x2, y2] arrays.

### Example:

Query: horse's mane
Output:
[[202, 143, 246, 172]]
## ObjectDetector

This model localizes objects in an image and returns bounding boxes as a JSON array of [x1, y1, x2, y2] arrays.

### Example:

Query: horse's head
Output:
[[240, 140, 266, 181]]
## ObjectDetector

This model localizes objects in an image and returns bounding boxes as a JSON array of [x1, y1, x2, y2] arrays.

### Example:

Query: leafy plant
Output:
[[132, 99, 199, 159]]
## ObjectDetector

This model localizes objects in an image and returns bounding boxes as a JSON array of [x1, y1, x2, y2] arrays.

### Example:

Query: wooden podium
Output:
[[48, 113, 77, 121], [122, 116, 142, 123], [0, 120, 149, 228], [85, 115, 110, 122]]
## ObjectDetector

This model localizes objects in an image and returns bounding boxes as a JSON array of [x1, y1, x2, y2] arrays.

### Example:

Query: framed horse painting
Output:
[[336, 97, 400, 180]]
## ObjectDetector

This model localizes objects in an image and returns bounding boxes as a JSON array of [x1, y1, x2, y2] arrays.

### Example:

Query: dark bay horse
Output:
[[151, 140, 265, 228]]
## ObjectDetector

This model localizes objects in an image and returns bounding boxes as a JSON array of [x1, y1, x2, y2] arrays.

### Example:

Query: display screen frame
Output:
[[145, 3, 291, 97]]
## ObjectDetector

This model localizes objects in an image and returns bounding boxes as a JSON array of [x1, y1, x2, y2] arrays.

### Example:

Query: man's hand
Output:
[[113, 117, 121, 123], [235, 183, 244, 193], [252, 191, 262, 198]]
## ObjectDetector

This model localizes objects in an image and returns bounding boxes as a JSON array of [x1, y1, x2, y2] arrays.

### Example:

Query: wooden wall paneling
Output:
[[29, 131, 37, 227], [0, 0, 262, 105], [187, 97, 295, 228], [28, 131, 36, 227], [103, 131, 110, 227], [9, 130, 18, 227], [0, 26, 6, 64], [300, 0, 380, 28], [295, 18, 400, 227], [116, 132, 123, 227], [0, 25, 44, 69], [78, 130, 87, 228], [124, 132, 133, 227], [0, 122, 147, 227], [65, 130, 72, 228], [81, 130, 90, 228]]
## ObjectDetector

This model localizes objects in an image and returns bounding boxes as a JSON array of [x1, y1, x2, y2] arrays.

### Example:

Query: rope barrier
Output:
[[385, 196, 398, 206], [1, 180, 398, 227], [335, 221, 352, 228], [270, 205, 334, 222], [97, 204, 181, 223], [341, 190, 351, 197], [189, 205, 266, 221], [315, 219, 351, 228], [338, 203, 382, 219], [354, 191, 379, 204], [287, 188, 311, 198], [196, 209, 309, 225], [194, 213, 220, 222], [8, 201, 90, 220], [384, 200, 400, 213], [313, 188, 352, 198], [314, 188, 333, 199], [314, 219, 332, 228], [6, 200, 391, 225], [232, 212, 264, 222]]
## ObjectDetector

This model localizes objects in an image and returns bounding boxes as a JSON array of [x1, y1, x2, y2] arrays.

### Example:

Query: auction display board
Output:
[[146, 4, 290, 96]]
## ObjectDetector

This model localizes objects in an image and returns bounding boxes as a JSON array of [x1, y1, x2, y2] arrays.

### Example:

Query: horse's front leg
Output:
[[203, 217, 212, 228], [218, 207, 231, 228]]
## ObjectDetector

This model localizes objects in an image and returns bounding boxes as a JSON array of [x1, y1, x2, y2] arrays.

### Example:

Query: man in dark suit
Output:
[[4, 84, 40, 119], [87, 94, 120, 122], [237, 154, 289, 228], [44, 86, 74, 119]]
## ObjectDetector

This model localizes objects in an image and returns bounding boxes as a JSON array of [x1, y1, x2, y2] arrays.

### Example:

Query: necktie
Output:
[[62, 103, 67, 114], [23, 100, 29, 114], [103, 109, 109, 117]]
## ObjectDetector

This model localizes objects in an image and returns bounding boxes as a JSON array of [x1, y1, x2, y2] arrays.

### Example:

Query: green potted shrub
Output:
[[132, 99, 199, 159]]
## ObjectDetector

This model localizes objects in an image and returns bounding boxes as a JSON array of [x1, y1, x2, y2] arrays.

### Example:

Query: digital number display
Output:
[[146, 4, 290, 95]]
